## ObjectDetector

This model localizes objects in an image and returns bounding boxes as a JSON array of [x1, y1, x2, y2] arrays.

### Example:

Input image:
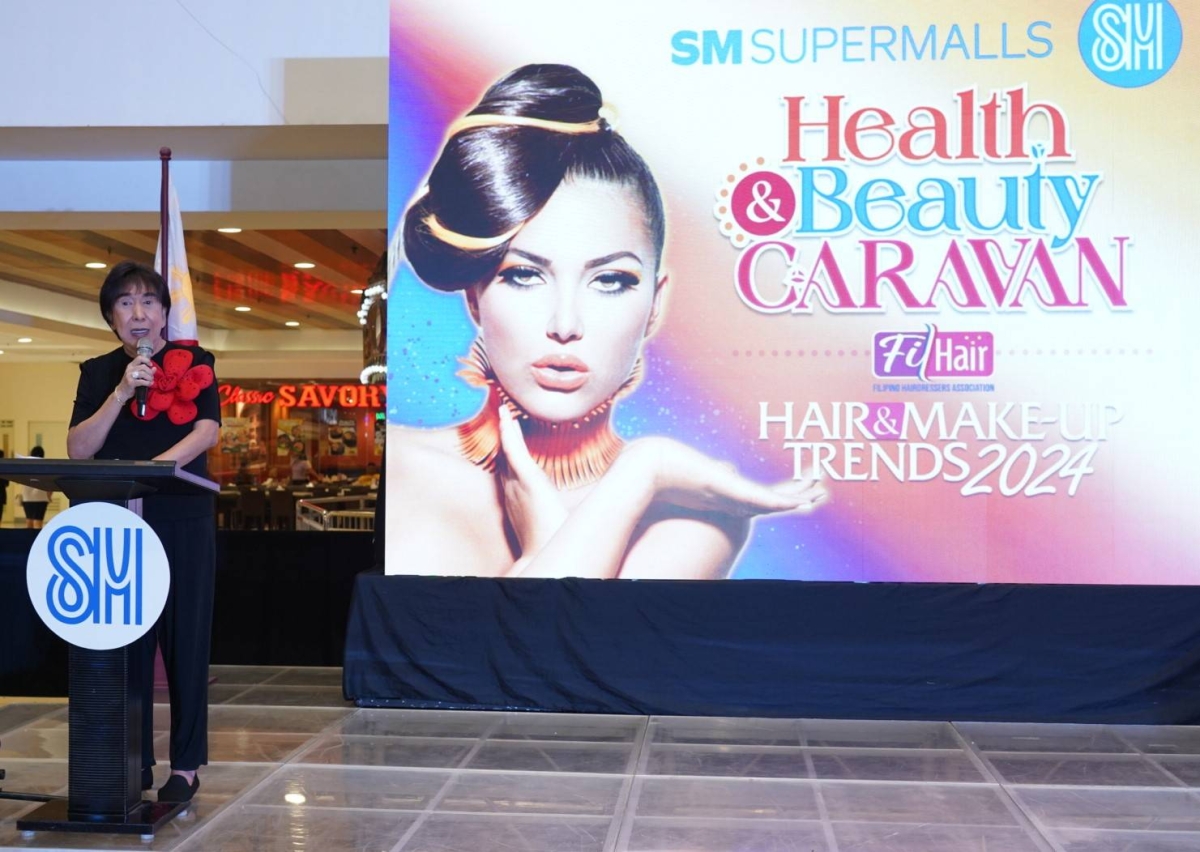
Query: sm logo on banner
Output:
[[26, 502, 169, 650], [1079, 0, 1182, 87]]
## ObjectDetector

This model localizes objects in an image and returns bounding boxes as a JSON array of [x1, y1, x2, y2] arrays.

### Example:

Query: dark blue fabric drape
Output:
[[344, 572, 1200, 723]]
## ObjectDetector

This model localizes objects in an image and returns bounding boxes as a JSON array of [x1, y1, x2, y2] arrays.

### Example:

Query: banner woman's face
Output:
[[471, 178, 662, 422]]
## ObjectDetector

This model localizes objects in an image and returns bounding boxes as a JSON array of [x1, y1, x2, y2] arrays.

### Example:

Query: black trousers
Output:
[[138, 513, 216, 772]]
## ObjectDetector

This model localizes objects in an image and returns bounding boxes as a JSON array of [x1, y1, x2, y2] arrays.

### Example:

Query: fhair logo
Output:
[[1078, 0, 1182, 87], [874, 326, 993, 380], [26, 503, 169, 650]]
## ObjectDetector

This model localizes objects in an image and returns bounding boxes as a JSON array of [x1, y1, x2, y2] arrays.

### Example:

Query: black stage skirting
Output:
[[1, 529, 370, 695], [8, 524, 1200, 723], [344, 571, 1200, 724]]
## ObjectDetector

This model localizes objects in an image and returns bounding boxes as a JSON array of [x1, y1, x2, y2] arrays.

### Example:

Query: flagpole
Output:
[[159, 147, 171, 342], [159, 147, 171, 282]]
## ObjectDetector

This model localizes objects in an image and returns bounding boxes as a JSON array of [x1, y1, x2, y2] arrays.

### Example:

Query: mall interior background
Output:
[[0, 0, 387, 522]]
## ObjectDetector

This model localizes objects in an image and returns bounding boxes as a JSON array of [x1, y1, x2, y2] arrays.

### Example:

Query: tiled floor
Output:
[[2, 667, 1199, 850]]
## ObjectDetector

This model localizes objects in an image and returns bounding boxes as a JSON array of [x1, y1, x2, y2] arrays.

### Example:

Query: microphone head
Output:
[[136, 340, 153, 358]]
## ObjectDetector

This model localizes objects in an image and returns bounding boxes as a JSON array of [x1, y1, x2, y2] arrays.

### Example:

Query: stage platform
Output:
[[2, 666, 1199, 851]]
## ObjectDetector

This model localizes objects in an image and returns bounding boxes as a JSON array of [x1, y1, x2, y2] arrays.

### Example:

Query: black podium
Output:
[[0, 459, 217, 837]]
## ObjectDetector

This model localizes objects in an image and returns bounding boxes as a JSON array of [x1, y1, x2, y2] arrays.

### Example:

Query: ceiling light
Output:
[[0, 350, 5, 355], [85, 261, 107, 269], [350, 288, 364, 295], [217, 227, 242, 234], [294, 262, 315, 269], [234, 306, 252, 312], [17, 337, 32, 343], [285, 321, 300, 327]]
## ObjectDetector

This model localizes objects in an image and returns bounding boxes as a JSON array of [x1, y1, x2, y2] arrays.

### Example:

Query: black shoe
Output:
[[141, 767, 154, 791], [157, 773, 200, 803]]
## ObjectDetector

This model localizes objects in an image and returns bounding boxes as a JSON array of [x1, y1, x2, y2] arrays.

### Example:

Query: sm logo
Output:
[[45, 526, 146, 626], [27, 503, 169, 650], [1078, 0, 1182, 87], [671, 30, 743, 65]]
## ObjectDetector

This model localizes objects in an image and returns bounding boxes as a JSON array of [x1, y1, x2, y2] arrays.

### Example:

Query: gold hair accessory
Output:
[[447, 113, 603, 137], [456, 340, 642, 490], [420, 109, 611, 252], [422, 213, 521, 252]]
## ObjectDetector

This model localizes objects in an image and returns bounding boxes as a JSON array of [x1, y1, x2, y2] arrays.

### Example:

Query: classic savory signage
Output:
[[218, 383, 386, 409]]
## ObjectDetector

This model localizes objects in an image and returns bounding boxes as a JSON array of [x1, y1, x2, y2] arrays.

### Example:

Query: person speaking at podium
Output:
[[66, 261, 220, 804]]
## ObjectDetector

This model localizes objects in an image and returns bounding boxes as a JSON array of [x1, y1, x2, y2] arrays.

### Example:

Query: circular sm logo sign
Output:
[[1079, 0, 1182, 88], [26, 502, 169, 650]]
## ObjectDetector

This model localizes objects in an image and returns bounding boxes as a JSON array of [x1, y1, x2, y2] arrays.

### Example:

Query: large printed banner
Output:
[[387, 0, 1198, 583]]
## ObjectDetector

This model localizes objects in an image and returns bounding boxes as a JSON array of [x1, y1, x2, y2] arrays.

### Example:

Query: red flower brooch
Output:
[[131, 348, 214, 424]]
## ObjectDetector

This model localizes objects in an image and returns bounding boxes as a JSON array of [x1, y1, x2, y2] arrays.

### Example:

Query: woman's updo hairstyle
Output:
[[403, 64, 665, 292]]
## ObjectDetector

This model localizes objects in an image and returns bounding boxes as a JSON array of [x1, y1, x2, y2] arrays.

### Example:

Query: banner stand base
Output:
[[17, 799, 187, 837]]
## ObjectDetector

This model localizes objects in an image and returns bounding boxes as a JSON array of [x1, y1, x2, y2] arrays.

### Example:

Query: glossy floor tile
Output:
[[624, 817, 830, 851], [160, 704, 354, 734], [295, 733, 477, 768], [154, 730, 316, 764], [649, 716, 802, 746], [0, 705, 64, 737], [817, 780, 1023, 826], [801, 718, 961, 750], [1052, 828, 1200, 851], [263, 667, 343, 688], [1154, 756, 1200, 786], [222, 684, 353, 708], [464, 740, 636, 774], [207, 665, 289, 685], [182, 804, 418, 851], [0, 760, 67, 796], [830, 821, 1050, 851], [0, 727, 68, 761], [244, 765, 451, 811], [1011, 785, 1200, 832], [807, 747, 989, 782], [957, 722, 1135, 754], [337, 708, 498, 739], [2, 670, 1198, 851], [644, 743, 813, 778], [439, 772, 628, 817], [985, 754, 1181, 787], [632, 776, 822, 820], [401, 813, 614, 852], [1112, 725, 1200, 755]]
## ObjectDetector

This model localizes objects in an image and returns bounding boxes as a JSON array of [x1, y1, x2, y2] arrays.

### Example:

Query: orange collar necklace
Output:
[[456, 341, 641, 490]]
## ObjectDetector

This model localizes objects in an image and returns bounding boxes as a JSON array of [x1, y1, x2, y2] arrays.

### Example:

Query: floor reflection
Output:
[[2, 666, 1199, 851]]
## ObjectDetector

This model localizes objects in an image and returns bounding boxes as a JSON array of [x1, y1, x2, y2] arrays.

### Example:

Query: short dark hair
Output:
[[30, 446, 45, 458], [99, 261, 171, 328], [404, 64, 666, 292]]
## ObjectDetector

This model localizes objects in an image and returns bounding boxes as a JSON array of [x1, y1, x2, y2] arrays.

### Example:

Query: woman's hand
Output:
[[496, 406, 569, 568], [621, 436, 827, 517], [117, 354, 157, 405]]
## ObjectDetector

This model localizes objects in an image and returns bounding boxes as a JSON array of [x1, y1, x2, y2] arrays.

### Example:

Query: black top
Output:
[[70, 343, 221, 520]]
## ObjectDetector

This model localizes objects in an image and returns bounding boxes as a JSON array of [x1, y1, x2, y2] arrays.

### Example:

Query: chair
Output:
[[216, 491, 240, 530], [268, 489, 296, 531], [237, 488, 268, 530]]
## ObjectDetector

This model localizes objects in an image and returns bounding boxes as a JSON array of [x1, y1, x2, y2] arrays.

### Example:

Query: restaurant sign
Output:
[[218, 383, 386, 409]]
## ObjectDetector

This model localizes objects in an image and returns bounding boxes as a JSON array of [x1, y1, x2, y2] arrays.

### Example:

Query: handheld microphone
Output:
[[135, 340, 153, 417]]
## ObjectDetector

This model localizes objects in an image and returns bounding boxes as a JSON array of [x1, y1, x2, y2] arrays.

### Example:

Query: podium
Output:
[[0, 459, 217, 837]]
